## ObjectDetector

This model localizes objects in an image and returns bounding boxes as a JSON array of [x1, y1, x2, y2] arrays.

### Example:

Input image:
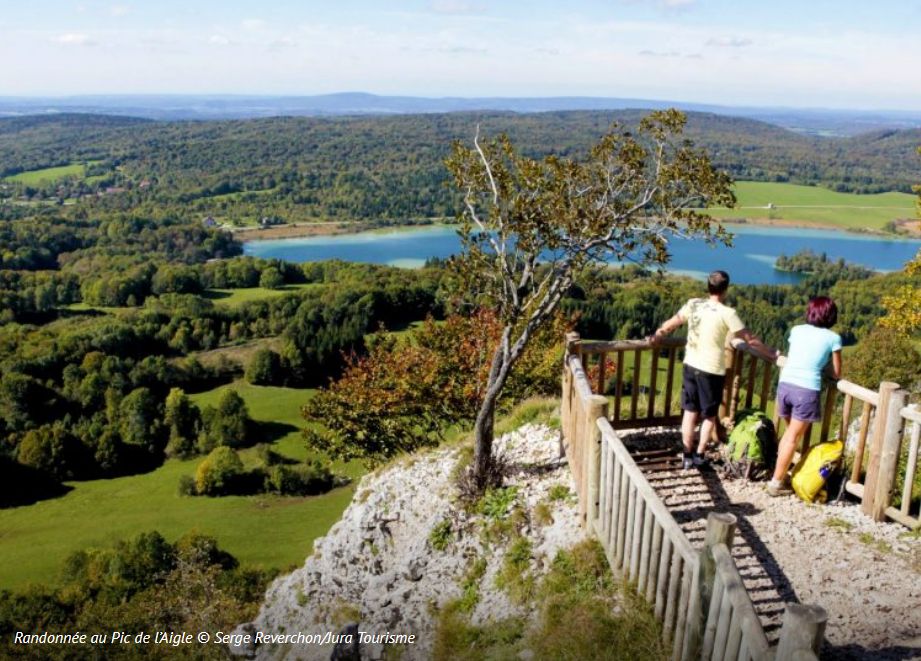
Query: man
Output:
[[650, 270, 777, 470]]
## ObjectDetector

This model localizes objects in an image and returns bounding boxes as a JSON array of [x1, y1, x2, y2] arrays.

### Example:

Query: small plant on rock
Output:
[[495, 535, 536, 604], [477, 486, 519, 520], [429, 518, 454, 551]]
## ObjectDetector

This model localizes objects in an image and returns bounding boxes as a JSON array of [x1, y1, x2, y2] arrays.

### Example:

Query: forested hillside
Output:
[[2, 112, 919, 226]]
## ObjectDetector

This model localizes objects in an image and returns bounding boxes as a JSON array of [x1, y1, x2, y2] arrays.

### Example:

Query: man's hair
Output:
[[806, 296, 838, 328], [707, 270, 730, 295]]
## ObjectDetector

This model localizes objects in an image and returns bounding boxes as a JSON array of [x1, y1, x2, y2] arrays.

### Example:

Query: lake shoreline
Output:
[[233, 215, 920, 243]]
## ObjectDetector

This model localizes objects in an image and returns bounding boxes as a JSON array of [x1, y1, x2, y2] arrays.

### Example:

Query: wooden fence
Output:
[[572, 331, 919, 528], [561, 337, 828, 660], [887, 404, 921, 528]]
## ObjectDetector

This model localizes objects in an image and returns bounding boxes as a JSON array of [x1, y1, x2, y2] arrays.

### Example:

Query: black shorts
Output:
[[681, 366, 725, 418]]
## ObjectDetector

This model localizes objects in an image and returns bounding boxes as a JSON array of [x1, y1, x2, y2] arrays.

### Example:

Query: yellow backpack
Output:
[[791, 440, 843, 503]]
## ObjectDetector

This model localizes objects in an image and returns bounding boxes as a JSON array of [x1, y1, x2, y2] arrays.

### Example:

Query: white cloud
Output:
[[110, 4, 129, 17], [208, 34, 231, 46], [428, 0, 484, 15], [707, 36, 752, 48], [242, 18, 266, 31], [639, 49, 682, 57], [625, 0, 696, 9], [267, 36, 297, 51], [52, 33, 96, 46]]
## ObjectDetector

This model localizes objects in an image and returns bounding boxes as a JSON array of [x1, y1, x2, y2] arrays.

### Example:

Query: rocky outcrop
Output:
[[234, 424, 587, 660]]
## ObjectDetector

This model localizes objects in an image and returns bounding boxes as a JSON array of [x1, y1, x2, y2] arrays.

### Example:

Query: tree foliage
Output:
[[880, 250, 921, 336], [0, 531, 271, 660], [304, 310, 564, 465], [194, 446, 244, 495], [445, 109, 734, 485]]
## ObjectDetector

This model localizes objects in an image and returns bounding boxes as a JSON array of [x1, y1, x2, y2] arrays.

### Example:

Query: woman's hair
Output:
[[806, 296, 838, 328]]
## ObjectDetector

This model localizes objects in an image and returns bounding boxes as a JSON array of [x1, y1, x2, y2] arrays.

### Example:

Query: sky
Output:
[[2, 0, 921, 110]]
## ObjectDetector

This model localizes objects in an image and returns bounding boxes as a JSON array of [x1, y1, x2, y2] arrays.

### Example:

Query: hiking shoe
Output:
[[682, 454, 694, 470], [767, 481, 793, 497], [692, 453, 710, 468]]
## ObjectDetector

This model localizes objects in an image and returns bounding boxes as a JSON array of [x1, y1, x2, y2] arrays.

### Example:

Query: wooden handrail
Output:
[[598, 418, 698, 566], [729, 337, 784, 367], [580, 336, 686, 353], [901, 405, 921, 425], [710, 543, 772, 660], [567, 331, 915, 531], [836, 379, 880, 408]]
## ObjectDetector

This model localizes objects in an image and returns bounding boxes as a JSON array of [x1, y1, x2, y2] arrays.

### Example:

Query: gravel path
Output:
[[621, 428, 921, 661]]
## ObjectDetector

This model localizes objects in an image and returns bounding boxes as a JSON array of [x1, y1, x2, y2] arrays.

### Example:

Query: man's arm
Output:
[[733, 328, 780, 362], [649, 313, 685, 344]]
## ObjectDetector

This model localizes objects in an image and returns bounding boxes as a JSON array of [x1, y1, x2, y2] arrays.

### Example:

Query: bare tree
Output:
[[444, 109, 736, 488]]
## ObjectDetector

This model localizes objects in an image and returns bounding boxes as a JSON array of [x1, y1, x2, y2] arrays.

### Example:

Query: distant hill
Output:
[[2, 93, 921, 136], [1, 111, 918, 225]]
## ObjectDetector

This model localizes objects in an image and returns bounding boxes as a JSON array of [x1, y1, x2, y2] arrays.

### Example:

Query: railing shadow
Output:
[[618, 426, 799, 639]]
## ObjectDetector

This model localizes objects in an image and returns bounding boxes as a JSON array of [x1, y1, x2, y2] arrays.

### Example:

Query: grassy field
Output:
[[707, 181, 917, 231], [0, 383, 361, 590], [205, 283, 319, 307], [4, 161, 102, 185]]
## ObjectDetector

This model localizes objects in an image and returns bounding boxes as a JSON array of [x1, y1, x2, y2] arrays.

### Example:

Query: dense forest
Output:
[[1, 205, 911, 506], [1, 108, 919, 655], [2, 112, 919, 227]]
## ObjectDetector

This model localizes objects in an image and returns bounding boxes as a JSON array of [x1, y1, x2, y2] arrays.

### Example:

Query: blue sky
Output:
[[2, 0, 921, 109]]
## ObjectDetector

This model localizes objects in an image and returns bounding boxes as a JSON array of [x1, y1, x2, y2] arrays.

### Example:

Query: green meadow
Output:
[[205, 283, 319, 307], [0, 383, 360, 590], [707, 181, 917, 231], [4, 161, 102, 185]]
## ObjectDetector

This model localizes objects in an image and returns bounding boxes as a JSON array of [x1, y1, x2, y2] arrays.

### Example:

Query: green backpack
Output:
[[724, 409, 777, 480]]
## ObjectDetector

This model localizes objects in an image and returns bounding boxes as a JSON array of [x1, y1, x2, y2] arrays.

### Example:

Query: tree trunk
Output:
[[472, 391, 498, 488], [472, 336, 512, 490]]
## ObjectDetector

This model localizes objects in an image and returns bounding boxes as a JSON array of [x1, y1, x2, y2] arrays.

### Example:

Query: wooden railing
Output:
[[571, 331, 917, 527], [561, 340, 828, 660], [728, 342, 916, 526], [886, 404, 921, 528], [578, 337, 686, 430]]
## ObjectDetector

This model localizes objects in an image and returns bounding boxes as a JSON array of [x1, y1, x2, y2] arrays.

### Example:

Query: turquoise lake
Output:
[[244, 224, 921, 285]]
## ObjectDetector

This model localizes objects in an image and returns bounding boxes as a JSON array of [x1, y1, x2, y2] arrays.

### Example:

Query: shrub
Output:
[[847, 327, 921, 394], [245, 348, 283, 386], [194, 447, 244, 496], [198, 389, 251, 451], [259, 267, 284, 290], [178, 475, 197, 496], [304, 310, 566, 466], [264, 460, 334, 495]]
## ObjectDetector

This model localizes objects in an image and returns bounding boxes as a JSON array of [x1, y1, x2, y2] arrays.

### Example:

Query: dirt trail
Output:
[[621, 428, 921, 661]]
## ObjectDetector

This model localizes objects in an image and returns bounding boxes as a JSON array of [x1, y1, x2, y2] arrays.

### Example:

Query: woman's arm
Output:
[[830, 350, 842, 380]]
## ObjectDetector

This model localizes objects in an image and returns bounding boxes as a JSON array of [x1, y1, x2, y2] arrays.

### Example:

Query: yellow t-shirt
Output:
[[678, 298, 745, 375]]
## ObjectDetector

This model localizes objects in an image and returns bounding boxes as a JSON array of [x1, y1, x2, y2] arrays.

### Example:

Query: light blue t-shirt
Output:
[[779, 324, 842, 391]]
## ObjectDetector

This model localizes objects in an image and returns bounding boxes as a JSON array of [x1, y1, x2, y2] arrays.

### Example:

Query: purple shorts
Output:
[[776, 382, 822, 422]]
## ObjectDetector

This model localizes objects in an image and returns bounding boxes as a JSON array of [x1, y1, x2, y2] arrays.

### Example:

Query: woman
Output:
[[768, 296, 842, 497]]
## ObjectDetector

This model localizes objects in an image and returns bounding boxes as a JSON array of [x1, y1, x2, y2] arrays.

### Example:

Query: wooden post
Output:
[[871, 387, 909, 521], [719, 346, 735, 420], [562, 332, 580, 446], [776, 603, 827, 660], [862, 382, 899, 518], [683, 512, 736, 660], [585, 394, 609, 527]]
